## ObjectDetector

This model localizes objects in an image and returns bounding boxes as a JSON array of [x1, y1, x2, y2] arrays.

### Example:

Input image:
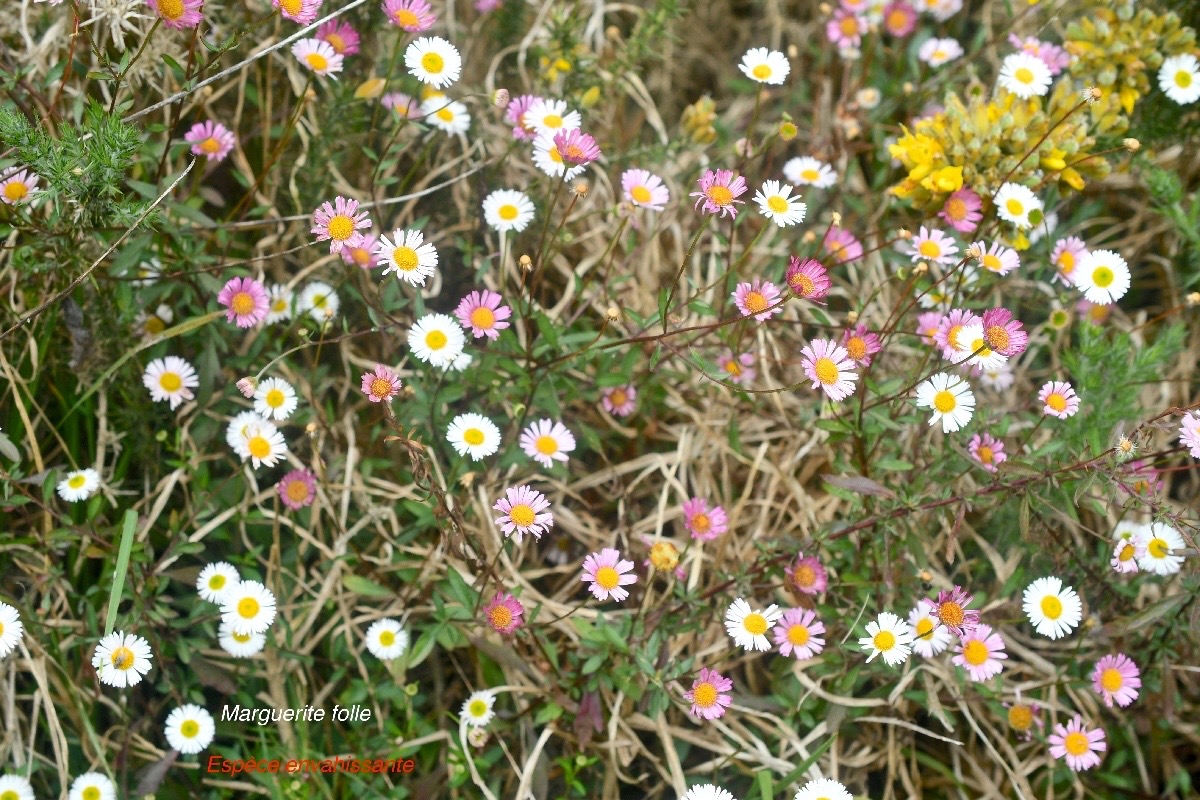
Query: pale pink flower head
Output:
[[316, 19, 361, 56], [909, 226, 960, 265], [504, 95, 543, 139], [519, 419, 576, 468], [968, 433, 1006, 472], [1092, 653, 1140, 708], [952, 623, 1007, 681], [341, 233, 380, 270], [682, 497, 728, 541], [455, 290, 512, 340], [975, 240, 1020, 276], [935, 309, 981, 359], [928, 585, 980, 637], [0, 167, 39, 205], [690, 169, 747, 219], [475, 0, 502, 12], [236, 377, 258, 398], [684, 667, 733, 720], [801, 338, 857, 401], [1039, 381, 1079, 419], [147, 0, 203, 28], [581, 548, 637, 602], [185, 121, 235, 162], [1008, 34, 1071, 75], [382, 92, 420, 118], [917, 311, 942, 344], [717, 349, 756, 385], [601, 385, 637, 417], [553, 129, 601, 167], [274, 0, 320, 24], [882, 1, 917, 37], [732, 278, 782, 321], [785, 553, 828, 595], [824, 226, 863, 264], [622, 169, 669, 211], [980, 308, 1028, 357], [482, 592, 525, 635], [361, 364, 402, 403], [1111, 536, 1145, 574], [218, 277, 268, 327], [827, 8, 867, 48], [785, 256, 831, 302], [1118, 459, 1163, 498], [276, 469, 317, 510], [493, 485, 554, 543], [383, 0, 435, 31], [938, 188, 982, 234], [773, 608, 826, 660], [841, 324, 882, 367], [1179, 411, 1200, 458], [1051, 236, 1088, 286], [1048, 715, 1106, 771], [312, 196, 371, 254]]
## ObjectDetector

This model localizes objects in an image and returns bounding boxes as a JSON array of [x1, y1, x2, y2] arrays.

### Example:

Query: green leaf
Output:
[[756, 771, 773, 800], [343, 574, 392, 599], [875, 458, 914, 471], [104, 510, 138, 636], [778, 733, 838, 788], [534, 703, 564, 725]]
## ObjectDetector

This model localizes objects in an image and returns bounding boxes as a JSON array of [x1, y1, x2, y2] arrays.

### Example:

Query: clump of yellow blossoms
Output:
[[1064, 0, 1196, 134], [889, 81, 1110, 223], [681, 95, 718, 145]]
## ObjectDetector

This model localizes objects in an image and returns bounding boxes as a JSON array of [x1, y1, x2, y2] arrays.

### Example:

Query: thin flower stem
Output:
[[661, 216, 713, 334]]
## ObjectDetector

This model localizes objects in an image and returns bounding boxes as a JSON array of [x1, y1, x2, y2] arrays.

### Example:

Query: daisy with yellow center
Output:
[[164, 704, 216, 754], [56, 468, 101, 503], [291, 38, 344, 78], [1022, 576, 1081, 639], [364, 618, 408, 660], [684, 667, 733, 720], [220, 580, 277, 635], [519, 419, 576, 469], [725, 598, 783, 652], [447, 413, 502, 461], [493, 485, 554, 543], [0, 167, 39, 206], [738, 47, 790, 85], [92, 631, 154, 688], [858, 611, 914, 666], [582, 548, 637, 602], [460, 690, 497, 727], [196, 562, 240, 604]]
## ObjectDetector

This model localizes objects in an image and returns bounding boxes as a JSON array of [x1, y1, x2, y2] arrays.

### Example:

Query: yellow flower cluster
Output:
[[1064, 1, 1196, 134], [888, 81, 1110, 225], [681, 95, 718, 145]]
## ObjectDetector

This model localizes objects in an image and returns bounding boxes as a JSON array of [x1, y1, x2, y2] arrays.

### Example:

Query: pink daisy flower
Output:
[[1092, 653, 1140, 708], [276, 469, 317, 510], [519, 419, 576, 468], [312, 196, 371, 254], [785, 256, 831, 302], [361, 364, 402, 403], [717, 349, 756, 385], [684, 667, 733, 720], [732, 278, 782, 321], [980, 308, 1028, 357], [382, 92, 420, 118], [917, 311, 942, 344], [341, 233, 380, 269], [785, 553, 828, 595], [1039, 381, 1080, 419], [383, 0, 435, 31], [316, 19, 361, 56], [217, 277, 268, 327], [0, 167, 38, 205], [581, 548, 637, 602], [455, 290, 512, 340], [841, 324, 882, 367], [1051, 236, 1088, 286], [1118, 459, 1164, 498], [622, 168, 670, 211], [146, 0, 203, 28], [504, 94, 542, 139], [824, 226, 863, 264], [273, 0, 320, 24], [1049, 715, 1106, 772], [1179, 411, 1200, 458], [801, 338, 857, 401], [601, 385, 637, 417], [482, 591, 525, 635], [690, 169, 747, 219], [475, 0, 502, 12], [827, 8, 867, 48], [493, 485, 554, 543], [953, 623, 1007, 681], [1111, 537, 1145, 574], [1004, 696, 1043, 740], [928, 585, 980, 637], [1008, 34, 1071, 75], [909, 226, 960, 265], [968, 433, 1006, 472], [935, 309, 981, 358], [553, 129, 601, 167], [975, 240, 1020, 276], [682, 497, 728, 541], [773, 608, 826, 660], [881, 0, 917, 37], [1077, 298, 1111, 325], [184, 121, 235, 162], [642, 537, 686, 580], [938, 188, 983, 234]]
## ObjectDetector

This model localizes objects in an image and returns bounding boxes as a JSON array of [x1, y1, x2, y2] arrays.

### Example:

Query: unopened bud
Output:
[[912, 261, 928, 275], [802, 230, 817, 244], [897, 228, 912, 239], [305, 422, 317, 434], [1123, 137, 1140, 152], [492, 88, 510, 107], [831, 211, 842, 226], [845, 310, 859, 324], [459, 471, 476, 488], [606, 306, 621, 321], [1186, 291, 1200, 306], [902, 82, 914, 95], [779, 121, 798, 141], [966, 243, 984, 259], [236, 377, 258, 398]]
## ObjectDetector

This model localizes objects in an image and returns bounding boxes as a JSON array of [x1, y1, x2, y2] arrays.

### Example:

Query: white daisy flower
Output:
[[135, 303, 174, 338], [133, 258, 161, 287], [446, 413, 502, 461], [918, 37, 963, 67], [0, 602, 25, 658], [296, 281, 339, 324], [233, 418, 287, 469], [376, 229, 438, 285], [443, 351, 473, 372], [57, 468, 101, 503], [0, 776, 35, 800], [1158, 54, 1200, 105], [1075, 249, 1130, 305], [405, 36, 461, 88], [724, 598, 783, 652], [783, 156, 837, 188], [291, 38, 343, 78], [908, 600, 953, 658], [997, 52, 1052, 98], [460, 690, 497, 728], [253, 377, 298, 421], [738, 47, 790, 84], [979, 363, 1014, 391], [220, 580, 277, 635], [1113, 520, 1150, 544], [408, 313, 466, 368], [142, 355, 199, 410], [859, 611, 914, 666], [92, 630, 154, 688], [993, 182, 1042, 229], [951, 325, 1008, 371], [531, 132, 587, 181], [164, 704, 216, 754], [196, 562, 240, 604], [794, 778, 853, 800], [218, 620, 267, 658], [1022, 576, 1082, 639], [915, 372, 975, 433], [519, 419, 576, 468], [224, 410, 267, 453], [483, 189, 535, 233], [1137, 522, 1186, 576], [753, 180, 806, 226], [364, 618, 408, 660], [522, 98, 581, 136], [682, 786, 735, 800], [0, 168, 39, 206], [265, 284, 294, 324], [68, 772, 116, 800], [421, 97, 471, 135]]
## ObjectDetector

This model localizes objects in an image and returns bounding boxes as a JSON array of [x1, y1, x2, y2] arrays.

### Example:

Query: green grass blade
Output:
[[104, 509, 138, 636]]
